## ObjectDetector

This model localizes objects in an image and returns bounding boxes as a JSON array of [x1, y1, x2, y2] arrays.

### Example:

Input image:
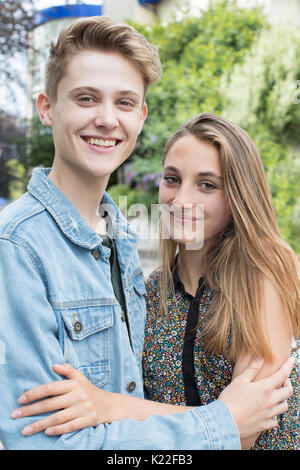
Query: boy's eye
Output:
[[78, 96, 95, 104], [118, 99, 135, 107]]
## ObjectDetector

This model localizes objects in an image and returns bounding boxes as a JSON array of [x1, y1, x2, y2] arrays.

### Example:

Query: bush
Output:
[[127, 0, 266, 203], [221, 26, 300, 253], [13, 1, 299, 253]]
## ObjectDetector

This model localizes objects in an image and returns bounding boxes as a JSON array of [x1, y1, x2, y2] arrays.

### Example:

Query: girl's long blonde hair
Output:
[[159, 113, 300, 362]]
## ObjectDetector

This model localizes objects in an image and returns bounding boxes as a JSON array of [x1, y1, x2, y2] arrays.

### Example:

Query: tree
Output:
[[109, 1, 299, 253], [108, 0, 266, 207], [0, 0, 34, 86], [221, 26, 300, 253], [12, 0, 299, 252], [0, 109, 25, 198], [0, 0, 34, 53], [0, 1, 35, 199]]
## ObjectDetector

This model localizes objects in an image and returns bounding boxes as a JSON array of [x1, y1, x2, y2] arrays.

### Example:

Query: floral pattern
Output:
[[143, 270, 299, 450]]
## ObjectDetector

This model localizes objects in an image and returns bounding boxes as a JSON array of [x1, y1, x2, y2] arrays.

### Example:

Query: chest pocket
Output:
[[59, 305, 113, 388]]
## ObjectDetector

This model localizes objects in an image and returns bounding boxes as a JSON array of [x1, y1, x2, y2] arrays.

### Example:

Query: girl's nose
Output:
[[171, 186, 205, 219], [172, 185, 195, 208]]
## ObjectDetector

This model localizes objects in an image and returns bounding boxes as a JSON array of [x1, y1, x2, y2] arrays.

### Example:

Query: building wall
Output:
[[103, 0, 156, 23], [28, 17, 72, 120], [156, 0, 300, 25], [268, 0, 300, 25]]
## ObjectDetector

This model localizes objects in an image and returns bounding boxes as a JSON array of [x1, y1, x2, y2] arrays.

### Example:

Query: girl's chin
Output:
[[171, 235, 205, 248]]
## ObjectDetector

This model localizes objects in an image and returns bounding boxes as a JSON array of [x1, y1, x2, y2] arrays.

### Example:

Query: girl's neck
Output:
[[177, 245, 206, 297]]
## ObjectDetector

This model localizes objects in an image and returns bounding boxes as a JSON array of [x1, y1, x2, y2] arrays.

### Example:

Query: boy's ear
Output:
[[138, 102, 148, 135], [36, 92, 53, 126]]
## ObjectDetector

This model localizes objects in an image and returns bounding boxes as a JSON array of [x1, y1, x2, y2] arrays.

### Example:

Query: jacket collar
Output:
[[27, 168, 138, 252]]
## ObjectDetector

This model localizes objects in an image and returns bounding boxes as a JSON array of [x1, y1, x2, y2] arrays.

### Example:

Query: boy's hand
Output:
[[218, 356, 295, 440]]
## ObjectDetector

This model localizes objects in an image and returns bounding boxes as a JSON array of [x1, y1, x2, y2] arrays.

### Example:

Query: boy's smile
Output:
[[38, 50, 147, 183]]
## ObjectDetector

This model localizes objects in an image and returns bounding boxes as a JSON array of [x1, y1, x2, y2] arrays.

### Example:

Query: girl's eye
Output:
[[164, 176, 179, 185], [200, 182, 216, 191]]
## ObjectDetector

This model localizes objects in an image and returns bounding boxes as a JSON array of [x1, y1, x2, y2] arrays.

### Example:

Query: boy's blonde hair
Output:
[[45, 16, 162, 102]]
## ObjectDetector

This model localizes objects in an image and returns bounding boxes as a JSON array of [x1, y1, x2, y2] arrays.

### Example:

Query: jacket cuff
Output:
[[194, 400, 241, 450]]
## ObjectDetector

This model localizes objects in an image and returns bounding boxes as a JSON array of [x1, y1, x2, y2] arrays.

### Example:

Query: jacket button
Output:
[[74, 321, 83, 333], [121, 311, 126, 322], [92, 249, 100, 260], [127, 381, 136, 393]]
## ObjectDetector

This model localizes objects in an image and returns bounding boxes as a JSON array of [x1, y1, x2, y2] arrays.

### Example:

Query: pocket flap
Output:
[[133, 272, 147, 296], [61, 305, 114, 340]]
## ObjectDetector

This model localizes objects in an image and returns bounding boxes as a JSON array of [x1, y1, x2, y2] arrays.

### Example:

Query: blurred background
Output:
[[0, 0, 300, 277]]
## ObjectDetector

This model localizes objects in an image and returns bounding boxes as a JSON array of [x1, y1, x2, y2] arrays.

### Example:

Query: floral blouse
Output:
[[143, 270, 299, 450]]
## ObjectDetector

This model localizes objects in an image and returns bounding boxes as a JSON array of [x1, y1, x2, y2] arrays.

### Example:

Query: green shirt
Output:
[[102, 235, 128, 323]]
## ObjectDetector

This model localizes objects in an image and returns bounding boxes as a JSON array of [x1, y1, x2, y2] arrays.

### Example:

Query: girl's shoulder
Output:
[[146, 269, 161, 291], [145, 269, 162, 295], [145, 270, 162, 318]]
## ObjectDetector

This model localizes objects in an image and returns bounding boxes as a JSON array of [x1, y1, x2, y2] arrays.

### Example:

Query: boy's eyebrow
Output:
[[69, 86, 142, 100], [164, 166, 223, 180], [69, 86, 98, 96], [119, 90, 142, 100]]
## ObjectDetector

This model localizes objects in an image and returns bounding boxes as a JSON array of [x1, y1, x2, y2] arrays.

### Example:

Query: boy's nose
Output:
[[94, 103, 118, 129]]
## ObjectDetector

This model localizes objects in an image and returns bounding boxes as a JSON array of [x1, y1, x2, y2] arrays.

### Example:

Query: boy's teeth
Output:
[[87, 138, 117, 147]]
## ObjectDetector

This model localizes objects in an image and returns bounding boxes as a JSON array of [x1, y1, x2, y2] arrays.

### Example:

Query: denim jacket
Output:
[[0, 168, 240, 450]]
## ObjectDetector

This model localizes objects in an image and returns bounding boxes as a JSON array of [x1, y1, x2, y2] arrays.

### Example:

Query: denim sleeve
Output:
[[0, 240, 240, 450]]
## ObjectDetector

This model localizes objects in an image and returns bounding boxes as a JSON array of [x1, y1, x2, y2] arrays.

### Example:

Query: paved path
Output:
[[130, 215, 159, 279]]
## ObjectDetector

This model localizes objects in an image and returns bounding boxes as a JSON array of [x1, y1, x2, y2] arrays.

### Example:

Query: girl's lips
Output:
[[171, 212, 203, 222]]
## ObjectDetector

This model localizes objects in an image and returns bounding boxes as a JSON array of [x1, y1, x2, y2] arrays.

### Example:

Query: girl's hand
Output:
[[11, 364, 118, 437], [219, 356, 295, 441]]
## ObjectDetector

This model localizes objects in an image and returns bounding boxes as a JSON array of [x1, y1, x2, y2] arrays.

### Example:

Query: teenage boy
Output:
[[0, 16, 294, 450]]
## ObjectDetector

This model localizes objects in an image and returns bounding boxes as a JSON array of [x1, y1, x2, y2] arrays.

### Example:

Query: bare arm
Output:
[[232, 276, 293, 449]]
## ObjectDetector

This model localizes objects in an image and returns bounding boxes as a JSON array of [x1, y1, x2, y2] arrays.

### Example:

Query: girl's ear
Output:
[[36, 92, 53, 126]]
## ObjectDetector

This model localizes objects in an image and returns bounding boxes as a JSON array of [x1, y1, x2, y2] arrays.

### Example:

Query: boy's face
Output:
[[38, 50, 147, 180]]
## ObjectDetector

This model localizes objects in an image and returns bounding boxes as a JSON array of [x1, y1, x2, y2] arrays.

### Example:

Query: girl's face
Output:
[[159, 134, 231, 248]]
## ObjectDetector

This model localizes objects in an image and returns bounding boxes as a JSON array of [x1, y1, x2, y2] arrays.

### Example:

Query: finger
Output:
[[17, 380, 74, 405], [52, 363, 87, 382], [21, 407, 78, 437], [45, 416, 93, 436], [269, 399, 289, 418], [264, 357, 295, 390], [236, 358, 264, 383], [272, 379, 293, 405], [261, 416, 278, 432], [12, 393, 77, 419]]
